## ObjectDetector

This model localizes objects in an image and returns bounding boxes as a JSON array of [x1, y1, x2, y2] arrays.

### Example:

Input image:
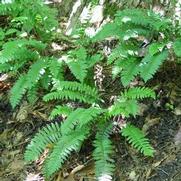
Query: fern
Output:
[[24, 122, 62, 162], [64, 47, 88, 82], [67, 59, 88, 82], [43, 127, 89, 178], [109, 87, 155, 117], [9, 58, 49, 107], [92, 8, 170, 86], [10, 75, 28, 108], [93, 123, 115, 181], [49, 105, 73, 120], [92, 22, 120, 41], [0, 39, 45, 64], [115, 9, 168, 31], [109, 99, 139, 117], [140, 50, 168, 82], [27, 86, 38, 104], [119, 58, 140, 86], [60, 107, 103, 134], [48, 58, 64, 80], [173, 39, 181, 57], [26, 58, 48, 89], [20, 7, 178, 180], [121, 124, 155, 156], [121, 87, 155, 100], [108, 43, 138, 64], [0, 0, 58, 40], [43, 81, 100, 104]]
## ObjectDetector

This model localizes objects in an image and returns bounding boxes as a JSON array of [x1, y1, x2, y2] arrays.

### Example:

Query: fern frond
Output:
[[108, 43, 138, 64], [121, 124, 155, 156], [43, 127, 89, 178], [0, 63, 12, 73], [55, 81, 98, 97], [119, 58, 140, 86], [27, 86, 38, 104], [0, 39, 44, 64], [66, 59, 88, 82], [140, 50, 168, 82], [93, 123, 115, 181], [121, 87, 155, 100], [44, 81, 99, 104], [115, 9, 165, 30], [92, 22, 120, 41], [109, 99, 139, 117], [48, 58, 63, 80], [10, 75, 28, 108], [61, 107, 103, 135], [49, 105, 73, 120], [43, 90, 95, 104], [26, 58, 48, 89], [173, 39, 181, 57], [24, 122, 61, 162]]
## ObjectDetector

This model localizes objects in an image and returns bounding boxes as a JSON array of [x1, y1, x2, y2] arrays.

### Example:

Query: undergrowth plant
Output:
[[1, 1, 181, 181]]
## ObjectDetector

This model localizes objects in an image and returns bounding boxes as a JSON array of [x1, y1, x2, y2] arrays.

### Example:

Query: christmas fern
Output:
[[121, 87, 156, 100], [49, 105, 73, 120], [93, 123, 115, 181], [10, 75, 28, 108], [93, 8, 170, 86], [1, 4, 179, 180], [43, 81, 100, 104], [121, 124, 155, 156], [60, 107, 103, 134], [43, 127, 89, 178], [109, 87, 155, 117], [25, 122, 62, 162]]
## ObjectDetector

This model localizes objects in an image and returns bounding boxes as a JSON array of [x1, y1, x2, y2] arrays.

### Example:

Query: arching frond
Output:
[[121, 124, 155, 156], [43, 128, 89, 178], [93, 123, 115, 181], [24, 122, 62, 162], [10, 75, 28, 108]]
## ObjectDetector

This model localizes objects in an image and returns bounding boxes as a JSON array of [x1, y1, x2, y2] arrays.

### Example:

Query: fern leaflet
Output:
[[61, 107, 103, 135], [43, 128, 89, 178], [49, 105, 73, 120], [140, 50, 168, 82], [121, 124, 155, 156], [10, 75, 28, 108], [93, 123, 115, 181], [121, 87, 155, 99], [25, 122, 61, 162]]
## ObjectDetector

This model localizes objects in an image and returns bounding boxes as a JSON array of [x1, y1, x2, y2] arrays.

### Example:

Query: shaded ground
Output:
[[0, 62, 181, 181]]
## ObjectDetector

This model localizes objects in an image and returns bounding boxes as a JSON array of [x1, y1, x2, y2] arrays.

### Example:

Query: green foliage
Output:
[[140, 50, 168, 82], [0, 0, 58, 40], [49, 105, 73, 120], [93, 8, 172, 86], [25, 122, 62, 161], [173, 39, 181, 57], [1, 4, 180, 180], [0, 39, 44, 65], [43, 81, 100, 104], [25, 85, 155, 179], [93, 123, 115, 180], [10, 75, 28, 108], [43, 127, 89, 178], [109, 87, 155, 117], [121, 87, 155, 100], [121, 124, 155, 156], [60, 107, 103, 134]]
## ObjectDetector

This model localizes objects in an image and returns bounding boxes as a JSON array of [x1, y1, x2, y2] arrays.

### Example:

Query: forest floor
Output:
[[0, 61, 181, 181]]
